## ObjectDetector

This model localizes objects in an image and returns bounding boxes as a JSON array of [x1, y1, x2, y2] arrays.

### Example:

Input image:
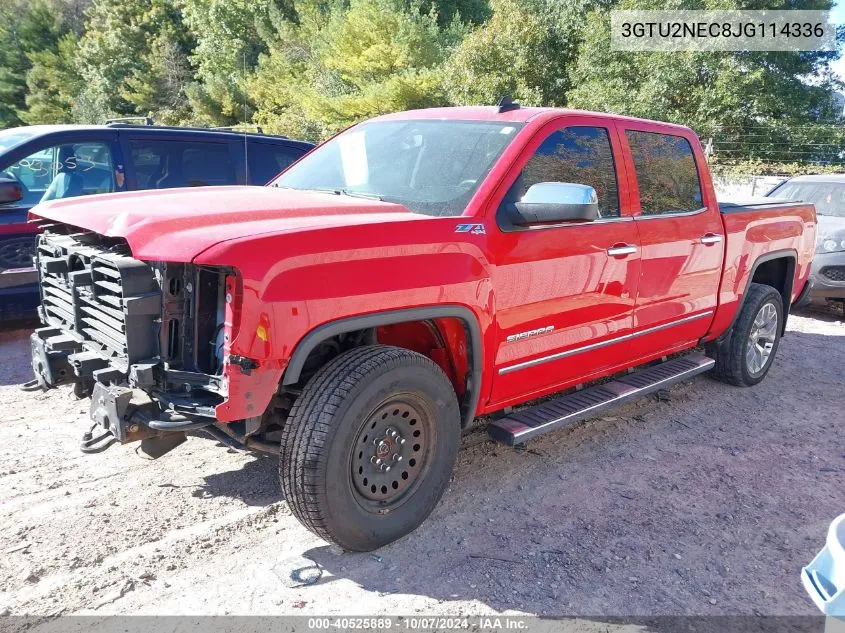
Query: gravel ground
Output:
[[0, 304, 842, 617]]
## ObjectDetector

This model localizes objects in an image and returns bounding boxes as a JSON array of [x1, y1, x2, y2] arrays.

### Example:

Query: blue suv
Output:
[[0, 122, 313, 321]]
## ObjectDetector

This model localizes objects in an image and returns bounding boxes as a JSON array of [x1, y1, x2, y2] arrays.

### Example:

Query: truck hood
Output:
[[818, 214, 845, 239], [30, 186, 416, 261]]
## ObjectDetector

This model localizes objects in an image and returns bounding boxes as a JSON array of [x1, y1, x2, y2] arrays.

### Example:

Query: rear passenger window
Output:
[[625, 131, 703, 215], [247, 143, 302, 185], [129, 140, 237, 190], [505, 126, 619, 218]]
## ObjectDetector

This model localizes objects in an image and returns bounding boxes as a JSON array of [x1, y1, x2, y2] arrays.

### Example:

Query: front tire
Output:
[[279, 345, 461, 551], [711, 282, 784, 387]]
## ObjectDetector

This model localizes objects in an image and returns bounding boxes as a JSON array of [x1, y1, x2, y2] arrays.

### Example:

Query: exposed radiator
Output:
[[36, 231, 161, 367]]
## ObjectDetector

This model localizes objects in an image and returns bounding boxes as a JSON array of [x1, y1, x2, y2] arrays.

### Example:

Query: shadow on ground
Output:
[[195, 451, 282, 505], [268, 328, 844, 616]]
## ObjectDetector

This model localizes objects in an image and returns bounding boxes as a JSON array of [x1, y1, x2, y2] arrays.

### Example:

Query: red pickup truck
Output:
[[27, 104, 816, 551]]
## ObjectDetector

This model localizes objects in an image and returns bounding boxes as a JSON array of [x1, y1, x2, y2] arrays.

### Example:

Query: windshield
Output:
[[271, 119, 522, 216], [767, 181, 845, 217], [0, 128, 39, 154]]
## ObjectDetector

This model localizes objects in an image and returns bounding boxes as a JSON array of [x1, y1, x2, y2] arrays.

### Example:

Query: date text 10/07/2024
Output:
[[307, 617, 529, 630]]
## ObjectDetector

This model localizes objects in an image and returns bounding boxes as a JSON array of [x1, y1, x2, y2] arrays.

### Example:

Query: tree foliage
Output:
[[568, 0, 845, 163], [250, 0, 466, 140], [74, 0, 194, 122], [443, 0, 585, 107], [0, 0, 70, 127]]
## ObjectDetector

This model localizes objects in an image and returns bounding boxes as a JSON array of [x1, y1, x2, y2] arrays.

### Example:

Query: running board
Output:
[[488, 353, 715, 445]]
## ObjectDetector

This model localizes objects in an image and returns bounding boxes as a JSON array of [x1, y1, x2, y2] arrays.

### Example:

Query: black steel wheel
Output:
[[351, 397, 433, 511], [280, 345, 460, 551]]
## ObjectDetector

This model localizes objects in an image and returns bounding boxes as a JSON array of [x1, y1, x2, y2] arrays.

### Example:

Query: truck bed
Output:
[[718, 198, 810, 213]]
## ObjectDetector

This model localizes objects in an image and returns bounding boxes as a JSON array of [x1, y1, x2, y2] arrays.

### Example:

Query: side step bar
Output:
[[488, 353, 715, 445]]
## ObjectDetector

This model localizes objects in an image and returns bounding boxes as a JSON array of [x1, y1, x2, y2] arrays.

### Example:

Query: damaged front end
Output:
[[29, 227, 238, 457]]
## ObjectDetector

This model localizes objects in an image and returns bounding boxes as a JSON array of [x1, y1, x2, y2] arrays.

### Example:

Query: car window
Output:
[[247, 142, 304, 185], [503, 126, 620, 218], [1, 142, 115, 207], [129, 140, 237, 190], [767, 181, 845, 218], [271, 120, 521, 217], [625, 130, 703, 216], [0, 127, 39, 153]]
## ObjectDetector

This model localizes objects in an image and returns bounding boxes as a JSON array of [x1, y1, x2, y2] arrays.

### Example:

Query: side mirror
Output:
[[501, 182, 599, 228], [0, 177, 23, 205]]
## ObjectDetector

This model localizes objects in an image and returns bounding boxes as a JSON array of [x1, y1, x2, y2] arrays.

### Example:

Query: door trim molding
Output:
[[498, 310, 714, 375]]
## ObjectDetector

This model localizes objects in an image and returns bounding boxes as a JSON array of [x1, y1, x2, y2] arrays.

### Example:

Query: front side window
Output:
[[271, 120, 522, 217], [0, 141, 115, 207], [129, 140, 236, 190], [503, 126, 620, 218], [626, 130, 703, 216]]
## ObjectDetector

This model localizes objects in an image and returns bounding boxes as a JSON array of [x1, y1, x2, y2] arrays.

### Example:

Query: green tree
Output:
[[21, 34, 83, 124], [422, 0, 490, 25], [0, 0, 68, 127], [182, 0, 281, 125], [251, 0, 466, 140], [123, 34, 193, 124], [568, 0, 845, 164], [75, 0, 194, 122], [442, 0, 584, 107]]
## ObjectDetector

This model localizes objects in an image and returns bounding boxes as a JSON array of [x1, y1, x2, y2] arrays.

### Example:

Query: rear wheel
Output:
[[711, 282, 783, 387], [279, 345, 460, 551]]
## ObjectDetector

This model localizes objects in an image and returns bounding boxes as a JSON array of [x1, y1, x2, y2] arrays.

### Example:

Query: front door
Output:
[[0, 132, 121, 319], [619, 126, 724, 359], [487, 117, 641, 407]]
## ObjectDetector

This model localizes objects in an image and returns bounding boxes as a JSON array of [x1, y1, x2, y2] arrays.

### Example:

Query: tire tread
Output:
[[279, 345, 455, 548], [711, 282, 782, 386]]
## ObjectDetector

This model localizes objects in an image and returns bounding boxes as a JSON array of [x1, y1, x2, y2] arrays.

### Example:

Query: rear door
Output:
[[487, 116, 641, 407], [244, 139, 311, 185], [121, 134, 240, 191], [619, 125, 724, 359]]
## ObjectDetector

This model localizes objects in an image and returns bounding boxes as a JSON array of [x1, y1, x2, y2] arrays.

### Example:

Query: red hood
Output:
[[30, 186, 415, 262]]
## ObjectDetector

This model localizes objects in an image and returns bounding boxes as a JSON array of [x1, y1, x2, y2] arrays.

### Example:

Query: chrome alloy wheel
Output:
[[746, 302, 778, 375]]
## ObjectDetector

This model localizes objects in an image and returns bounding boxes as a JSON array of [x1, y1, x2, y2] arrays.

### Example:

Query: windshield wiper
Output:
[[276, 186, 384, 201], [341, 190, 383, 201], [307, 188, 383, 201]]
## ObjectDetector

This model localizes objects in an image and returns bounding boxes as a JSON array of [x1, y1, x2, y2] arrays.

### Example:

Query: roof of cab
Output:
[[1, 124, 313, 147], [372, 105, 695, 132]]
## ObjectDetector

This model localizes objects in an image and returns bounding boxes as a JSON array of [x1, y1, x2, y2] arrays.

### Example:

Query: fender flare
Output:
[[727, 249, 797, 336], [282, 305, 483, 428]]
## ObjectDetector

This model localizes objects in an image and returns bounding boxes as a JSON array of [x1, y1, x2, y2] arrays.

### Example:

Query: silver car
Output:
[[767, 175, 845, 307]]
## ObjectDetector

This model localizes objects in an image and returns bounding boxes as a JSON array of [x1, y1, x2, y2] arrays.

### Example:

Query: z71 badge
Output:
[[455, 223, 486, 235]]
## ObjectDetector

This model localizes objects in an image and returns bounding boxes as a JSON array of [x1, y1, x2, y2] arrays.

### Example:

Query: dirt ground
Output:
[[0, 304, 842, 618]]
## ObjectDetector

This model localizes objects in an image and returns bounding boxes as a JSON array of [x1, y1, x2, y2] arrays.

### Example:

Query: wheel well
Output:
[[750, 255, 795, 333], [282, 308, 482, 428]]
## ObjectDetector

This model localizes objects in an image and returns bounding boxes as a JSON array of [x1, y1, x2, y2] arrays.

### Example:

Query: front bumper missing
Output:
[[30, 326, 217, 458], [87, 382, 199, 458]]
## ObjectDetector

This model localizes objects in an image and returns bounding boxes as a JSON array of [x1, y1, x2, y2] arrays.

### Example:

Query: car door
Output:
[[0, 131, 121, 296], [244, 139, 311, 185], [486, 116, 641, 407], [618, 125, 724, 359], [121, 133, 240, 191], [0, 131, 121, 236]]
